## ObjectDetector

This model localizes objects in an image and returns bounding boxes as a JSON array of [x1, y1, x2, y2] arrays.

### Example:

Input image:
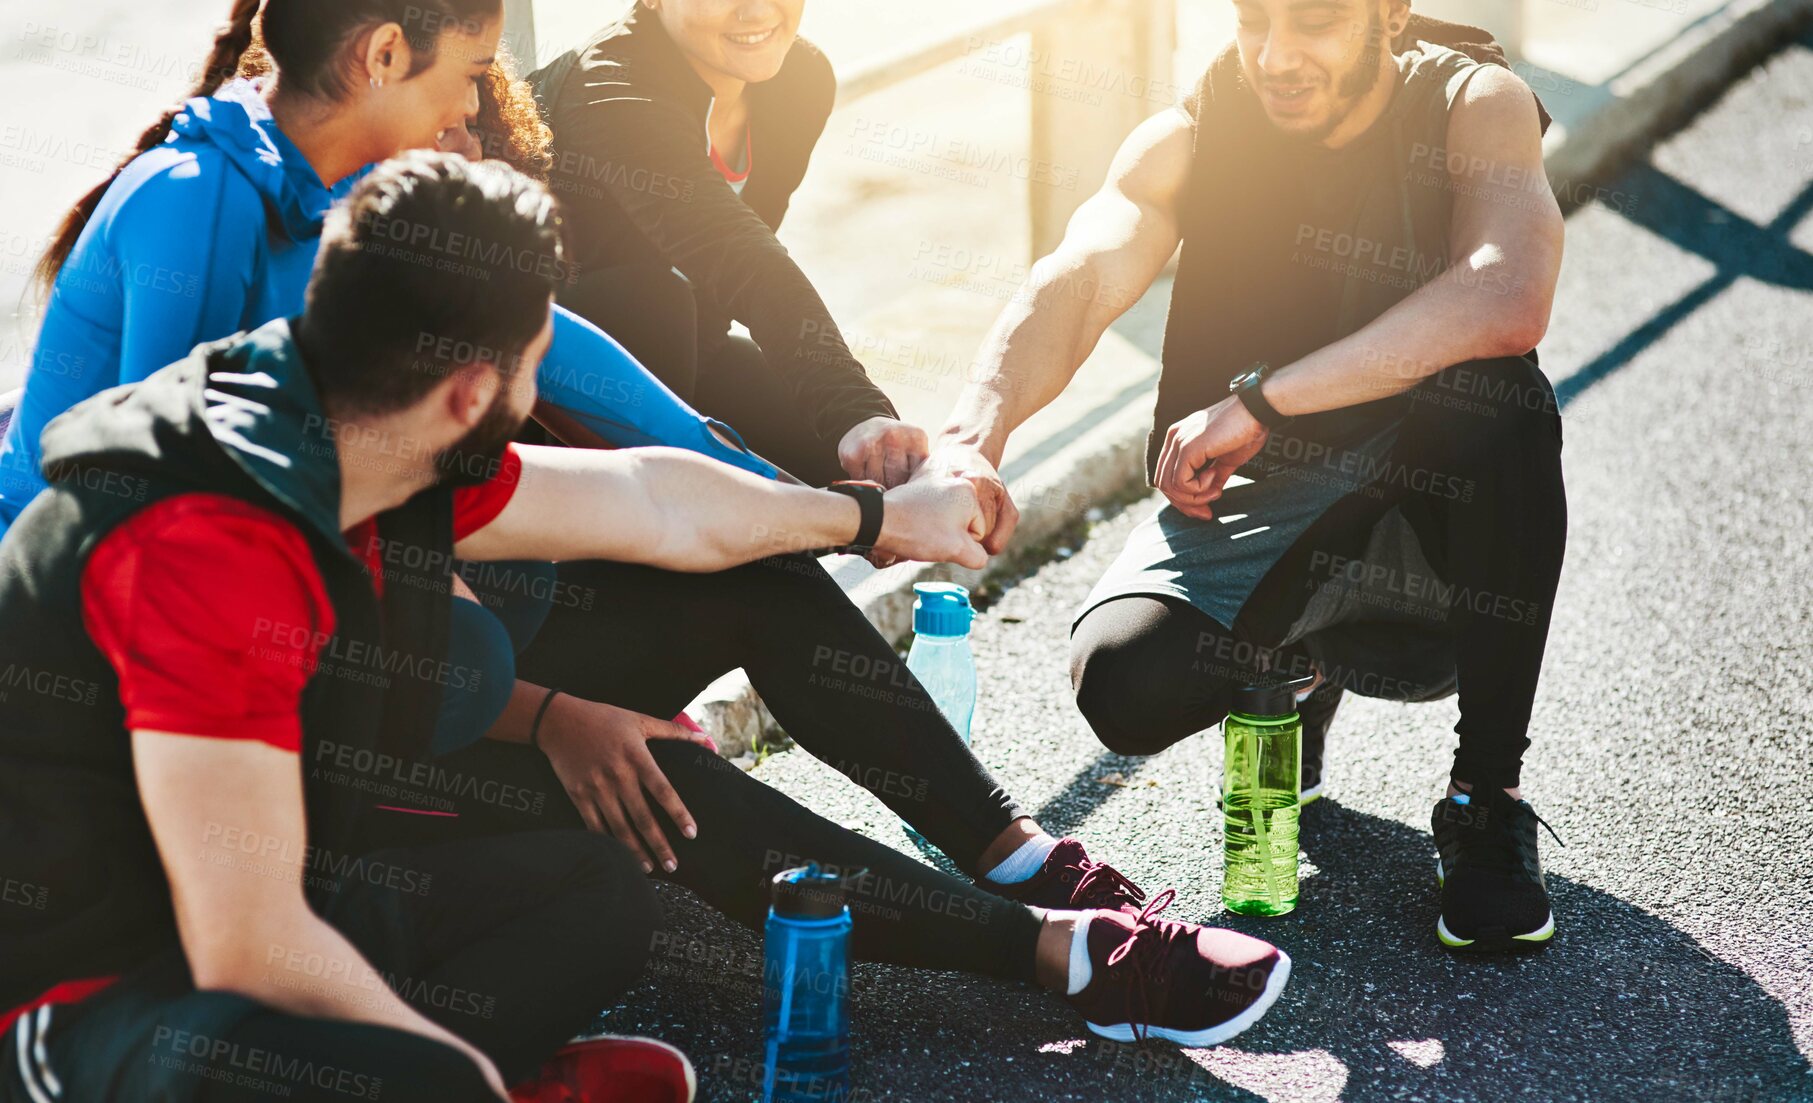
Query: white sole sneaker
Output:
[[1433, 855, 1556, 948], [1084, 949, 1292, 1047]]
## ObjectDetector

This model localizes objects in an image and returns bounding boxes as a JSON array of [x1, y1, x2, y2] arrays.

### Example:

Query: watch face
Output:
[[1230, 369, 1258, 393]]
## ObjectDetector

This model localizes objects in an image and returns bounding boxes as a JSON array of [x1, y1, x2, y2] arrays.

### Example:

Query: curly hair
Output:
[[237, 21, 553, 181], [471, 56, 553, 180]]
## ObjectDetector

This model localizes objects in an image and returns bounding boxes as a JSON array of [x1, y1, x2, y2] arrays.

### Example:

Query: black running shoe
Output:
[[1296, 682, 1342, 804], [1431, 788, 1562, 951]]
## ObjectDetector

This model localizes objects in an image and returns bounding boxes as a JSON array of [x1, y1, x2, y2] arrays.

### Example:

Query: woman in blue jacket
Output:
[[0, 0, 768, 534]]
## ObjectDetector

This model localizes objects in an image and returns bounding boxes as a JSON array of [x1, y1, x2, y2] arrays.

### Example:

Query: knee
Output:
[[458, 560, 557, 651], [560, 832, 663, 977], [1070, 632, 1213, 757], [432, 598, 519, 756]]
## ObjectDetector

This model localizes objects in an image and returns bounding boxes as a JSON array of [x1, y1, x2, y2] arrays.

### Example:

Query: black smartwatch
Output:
[[1229, 362, 1290, 429], [824, 480, 885, 555]]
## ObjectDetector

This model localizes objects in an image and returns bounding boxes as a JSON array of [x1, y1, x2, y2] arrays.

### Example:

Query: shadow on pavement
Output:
[[598, 795, 1806, 1101], [1556, 170, 1813, 408]]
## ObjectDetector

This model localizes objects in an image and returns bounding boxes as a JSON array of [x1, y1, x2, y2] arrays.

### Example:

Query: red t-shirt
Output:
[[0, 446, 525, 1031], [81, 444, 523, 749]]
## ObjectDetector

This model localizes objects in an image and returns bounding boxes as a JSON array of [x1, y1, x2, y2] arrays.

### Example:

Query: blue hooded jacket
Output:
[[0, 81, 771, 532]]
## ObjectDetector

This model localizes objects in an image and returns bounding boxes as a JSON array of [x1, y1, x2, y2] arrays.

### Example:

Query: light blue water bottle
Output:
[[762, 865, 852, 1103], [902, 583, 976, 846], [906, 582, 976, 743]]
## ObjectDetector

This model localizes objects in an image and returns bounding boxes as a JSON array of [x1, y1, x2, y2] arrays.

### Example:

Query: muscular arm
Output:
[[936, 107, 1194, 467], [1261, 65, 1564, 415], [453, 444, 984, 571]]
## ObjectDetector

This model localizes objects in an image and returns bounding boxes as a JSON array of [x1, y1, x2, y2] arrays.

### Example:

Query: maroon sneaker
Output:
[[1066, 891, 1291, 1046], [986, 837, 1149, 913]]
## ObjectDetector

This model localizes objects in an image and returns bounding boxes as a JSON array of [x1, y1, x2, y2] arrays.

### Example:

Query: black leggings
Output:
[[501, 554, 1040, 979], [517, 555, 1026, 872], [365, 737, 1040, 983], [15, 831, 655, 1102], [1073, 356, 1567, 791], [558, 264, 850, 486]]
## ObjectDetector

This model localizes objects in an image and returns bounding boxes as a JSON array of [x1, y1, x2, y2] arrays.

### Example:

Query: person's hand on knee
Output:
[[536, 696, 715, 874], [1155, 397, 1269, 521]]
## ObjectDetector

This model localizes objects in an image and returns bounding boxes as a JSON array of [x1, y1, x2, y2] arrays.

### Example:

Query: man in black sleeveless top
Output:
[[927, 3, 1569, 952]]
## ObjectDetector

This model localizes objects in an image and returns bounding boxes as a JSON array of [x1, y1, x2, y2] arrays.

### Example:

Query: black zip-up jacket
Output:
[[531, 12, 897, 446]]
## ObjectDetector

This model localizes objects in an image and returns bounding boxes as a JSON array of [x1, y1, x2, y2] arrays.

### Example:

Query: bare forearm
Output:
[[1265, 255, 1552, 417], [484, 679, 552, 745], [940, 253, 1126, 465], [639, 451, 863, 569], [487, 446, 858, 569], [193, 907, 464, 1049]]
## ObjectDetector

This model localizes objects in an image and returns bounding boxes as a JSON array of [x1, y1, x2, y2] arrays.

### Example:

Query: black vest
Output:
[[0, 320, 453, 1007], [1149, 17, 1549, 481]]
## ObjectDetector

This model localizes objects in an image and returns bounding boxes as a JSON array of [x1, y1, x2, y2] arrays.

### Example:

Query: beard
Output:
[[433, 384, 528, 488], [1278, 7, 1389, 145]]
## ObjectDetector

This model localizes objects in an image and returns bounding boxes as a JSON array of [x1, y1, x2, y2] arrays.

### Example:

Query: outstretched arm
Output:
[[928, 107, 1194, 551], [454, 444, 986, 572]]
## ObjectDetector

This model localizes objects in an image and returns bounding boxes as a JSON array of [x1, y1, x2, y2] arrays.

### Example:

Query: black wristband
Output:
[[529, 687, 562, 752], [826, 480, 885, 553], [1232, 364, 1290, 429]]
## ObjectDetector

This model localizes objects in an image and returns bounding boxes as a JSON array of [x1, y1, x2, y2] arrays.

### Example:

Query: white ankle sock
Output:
[[983, 834, 1059, 885], [1065, 915, 1095, 995]]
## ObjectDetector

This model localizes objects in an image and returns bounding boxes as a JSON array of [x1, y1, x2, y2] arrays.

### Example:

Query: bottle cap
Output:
[[770, 864, 849, 919], [913, 582, 973, 638], [1231, 681, 1306, 719]]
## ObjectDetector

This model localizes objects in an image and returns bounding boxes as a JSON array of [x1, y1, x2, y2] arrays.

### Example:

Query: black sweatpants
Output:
[[1072, 355, 1567, 791], [557, 264, 851, 486], [9, 831, 655, 1103]]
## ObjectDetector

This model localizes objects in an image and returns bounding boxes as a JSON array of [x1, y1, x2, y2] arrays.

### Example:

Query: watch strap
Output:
[[1235, 367, 1290, 429], [825, 480, 885, 553]]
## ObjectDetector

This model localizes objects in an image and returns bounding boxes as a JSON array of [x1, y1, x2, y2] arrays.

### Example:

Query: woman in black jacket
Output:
[[533, 0, 926, 486]]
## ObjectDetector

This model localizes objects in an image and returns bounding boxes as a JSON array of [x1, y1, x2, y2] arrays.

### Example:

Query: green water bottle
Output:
[[1222, 682, 1304, 916]]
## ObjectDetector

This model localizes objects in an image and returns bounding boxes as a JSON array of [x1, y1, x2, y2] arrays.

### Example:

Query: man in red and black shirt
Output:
[[0, 152, 992, 1102]]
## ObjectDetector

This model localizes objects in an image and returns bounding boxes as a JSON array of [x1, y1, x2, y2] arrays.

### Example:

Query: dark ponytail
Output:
[[32, 0, 501, 295], [32, 0, 261, 295]]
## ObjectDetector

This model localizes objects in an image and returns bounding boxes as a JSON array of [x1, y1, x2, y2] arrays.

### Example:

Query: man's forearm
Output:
[[939, 252, 1122, 466], [637, 451, 863, 569], [1265, 249, 1552, 417], [474, 446, 861, 570]]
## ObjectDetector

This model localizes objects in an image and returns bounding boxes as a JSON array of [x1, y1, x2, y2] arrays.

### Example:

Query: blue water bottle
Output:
[[762, 865, 852, 1103]]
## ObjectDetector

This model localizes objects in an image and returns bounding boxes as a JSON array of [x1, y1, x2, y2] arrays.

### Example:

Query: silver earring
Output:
[[370, 76, 384, 90]]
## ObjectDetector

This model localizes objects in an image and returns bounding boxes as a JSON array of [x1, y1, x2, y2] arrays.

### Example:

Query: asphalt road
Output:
[[592, 32, 1813, 1103]]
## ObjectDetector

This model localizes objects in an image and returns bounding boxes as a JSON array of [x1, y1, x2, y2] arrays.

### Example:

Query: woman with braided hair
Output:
[[0, 0, 772, 539]]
